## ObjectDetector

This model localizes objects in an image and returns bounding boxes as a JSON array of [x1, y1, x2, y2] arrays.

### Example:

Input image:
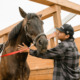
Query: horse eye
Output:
[[27, 20, 31, 25]]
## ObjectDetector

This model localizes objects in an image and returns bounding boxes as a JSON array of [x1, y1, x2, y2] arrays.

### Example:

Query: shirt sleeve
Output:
[[29, 42, 68, 59]]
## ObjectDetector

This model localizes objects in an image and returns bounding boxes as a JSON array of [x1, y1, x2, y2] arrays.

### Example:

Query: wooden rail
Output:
[[30, 0, 80, 14]]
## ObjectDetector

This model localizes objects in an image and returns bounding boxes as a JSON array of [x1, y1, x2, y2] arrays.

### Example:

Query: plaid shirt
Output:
[[29, 39, 80, 80]]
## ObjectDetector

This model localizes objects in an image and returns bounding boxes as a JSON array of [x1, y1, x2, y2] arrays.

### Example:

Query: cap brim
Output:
[[56, 28, 64, 32]]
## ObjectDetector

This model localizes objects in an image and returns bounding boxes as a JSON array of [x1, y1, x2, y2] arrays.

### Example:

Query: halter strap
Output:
[[33, 33, 46, 46], [24, 24, 46, 46]]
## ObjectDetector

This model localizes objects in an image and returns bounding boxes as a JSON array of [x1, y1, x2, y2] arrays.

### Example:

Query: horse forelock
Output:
[[22, 13, 39, 28]]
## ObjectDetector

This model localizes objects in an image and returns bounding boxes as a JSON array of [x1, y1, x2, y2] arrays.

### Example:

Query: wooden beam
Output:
[[53, 5, 62, 46], [73, 25, 80, 32], [30, 0, 54, 6], [30, 0, 80, 14], [3, 34, 8, 43], [0, 21, 20, 37], [58, 0, 80, 14], [53, 5, 62, 28], [37, 5, 56, 20], [0, 37, 3, 43]]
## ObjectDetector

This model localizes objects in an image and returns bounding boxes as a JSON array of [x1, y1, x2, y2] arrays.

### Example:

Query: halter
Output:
[[33, 33, 46, 46], [24, 25, 46, 46]]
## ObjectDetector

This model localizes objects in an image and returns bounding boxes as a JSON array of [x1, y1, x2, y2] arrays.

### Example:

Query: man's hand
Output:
[[18, 43, 29, 53]]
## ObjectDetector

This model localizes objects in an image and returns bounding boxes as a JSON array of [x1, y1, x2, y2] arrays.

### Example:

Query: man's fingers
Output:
[[18, 44, 22, 47], [22, 43, 29, 48], [22, 43, 26, 46], [17, 47, 23, 50]]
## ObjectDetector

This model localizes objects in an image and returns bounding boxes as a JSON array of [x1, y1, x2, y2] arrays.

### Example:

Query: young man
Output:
[[18, 24, 80, 80]]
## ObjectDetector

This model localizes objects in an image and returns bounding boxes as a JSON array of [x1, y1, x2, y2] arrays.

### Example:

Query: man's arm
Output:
[[29, 42, 68, 59]]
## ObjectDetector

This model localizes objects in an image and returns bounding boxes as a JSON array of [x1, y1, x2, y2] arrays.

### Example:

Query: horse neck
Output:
[[16, 28, 32, 47], [4, 27, 32, 54]]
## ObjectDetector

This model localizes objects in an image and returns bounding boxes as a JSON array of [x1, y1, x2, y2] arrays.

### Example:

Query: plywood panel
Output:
[[27, 54, 54, 70], [30, 68, 53, 75], [29, 74, 53, 80], [29, 68, 53, 80]]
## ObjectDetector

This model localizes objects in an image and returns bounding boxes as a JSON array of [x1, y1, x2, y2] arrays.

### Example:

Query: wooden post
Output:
[[3, 34, 8, 43], [50, 5, 62, 48], [50, 38, 55, 48], [0, 37, 3, 43], [53, 5, 62, 28]]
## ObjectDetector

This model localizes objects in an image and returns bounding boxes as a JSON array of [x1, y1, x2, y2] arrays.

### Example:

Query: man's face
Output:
[[57, 31, 70, 41]]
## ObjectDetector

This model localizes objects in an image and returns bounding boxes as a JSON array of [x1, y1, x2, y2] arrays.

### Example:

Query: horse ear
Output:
[[19, 7, 27, 18], [38, 14, 42, 18]]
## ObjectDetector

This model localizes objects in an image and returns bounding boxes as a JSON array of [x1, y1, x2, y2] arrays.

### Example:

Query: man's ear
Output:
[[65, 34, 70, 39], [19, 7, 27, 18]]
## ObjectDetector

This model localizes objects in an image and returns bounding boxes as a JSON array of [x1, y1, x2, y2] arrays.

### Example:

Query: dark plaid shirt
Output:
[[29, 39, 80, 80]]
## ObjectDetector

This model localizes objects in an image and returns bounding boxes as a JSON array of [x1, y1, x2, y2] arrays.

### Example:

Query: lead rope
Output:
[[0, 38, 50, 58]]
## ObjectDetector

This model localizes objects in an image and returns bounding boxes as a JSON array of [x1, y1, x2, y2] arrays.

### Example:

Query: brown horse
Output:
[[0, 7, 48, 80]]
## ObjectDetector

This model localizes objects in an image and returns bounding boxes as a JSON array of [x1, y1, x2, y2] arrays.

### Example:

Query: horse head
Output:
[[19, 7, 48, 53]]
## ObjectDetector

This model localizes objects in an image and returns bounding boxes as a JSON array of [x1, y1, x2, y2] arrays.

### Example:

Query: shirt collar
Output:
[[64, 38, 74, 42]]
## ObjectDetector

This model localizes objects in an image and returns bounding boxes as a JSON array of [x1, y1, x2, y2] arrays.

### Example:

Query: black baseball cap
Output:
[[56, 24, 74, 37]]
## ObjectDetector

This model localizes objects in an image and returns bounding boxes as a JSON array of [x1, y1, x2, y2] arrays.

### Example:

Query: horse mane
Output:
[[8, 21, 23, 41]]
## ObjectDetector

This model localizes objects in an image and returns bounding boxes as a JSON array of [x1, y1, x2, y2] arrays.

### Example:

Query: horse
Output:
[[0, 7, 48, 80]]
